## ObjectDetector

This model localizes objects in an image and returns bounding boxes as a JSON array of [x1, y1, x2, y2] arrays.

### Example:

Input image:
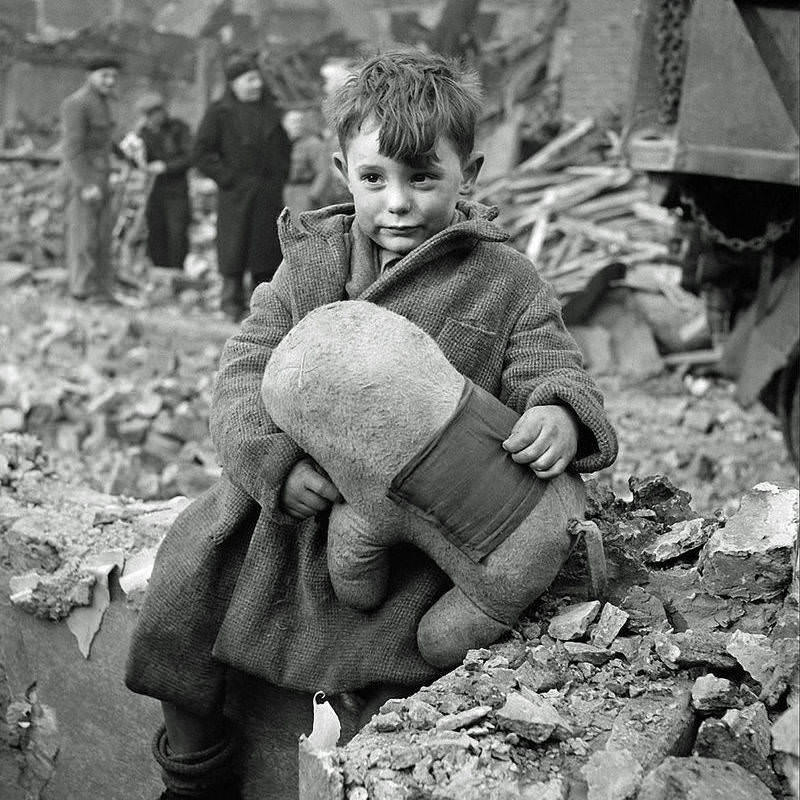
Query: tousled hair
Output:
[[325, 51, 483, 165]]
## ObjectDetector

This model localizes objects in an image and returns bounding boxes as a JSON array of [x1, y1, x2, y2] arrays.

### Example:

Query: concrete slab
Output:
[[0, 571, 162, 800]]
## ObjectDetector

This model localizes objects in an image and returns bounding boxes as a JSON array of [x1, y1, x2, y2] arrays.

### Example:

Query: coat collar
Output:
[[278, 200, 508, 313]]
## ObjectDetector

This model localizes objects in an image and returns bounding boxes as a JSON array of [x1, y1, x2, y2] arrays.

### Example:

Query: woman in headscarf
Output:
[[193, 52, 291, 321]]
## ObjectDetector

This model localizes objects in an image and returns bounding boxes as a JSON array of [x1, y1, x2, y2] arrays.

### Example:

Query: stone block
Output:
[[690, 675, 742, 713], [642, 518, 712, 563], [628, 475, 694, 525], [725, 630, 778, 686], [581, 747, 643, 800], [435, 706, 491, 732], [590, 602, 629, 649], [637, 756, 774, 800], [547, 600, 601, 641], [723, 703, 771, 759], [604, 685, 695, 772], [515, 647, 567, 693], [699, 483, 798, 600], [693, 717, 781, 794], [563, 642, 618, 665], [496, 691, 572, 744], [620, 586, 668, 634], [653, 631, 737, 671]]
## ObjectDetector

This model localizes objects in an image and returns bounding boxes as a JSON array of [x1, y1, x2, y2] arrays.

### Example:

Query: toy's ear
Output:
[[459, 152, 484, 196]]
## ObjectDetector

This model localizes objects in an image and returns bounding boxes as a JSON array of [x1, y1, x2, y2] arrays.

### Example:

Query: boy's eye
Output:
[[410, 173, 434, 184], [361, 173, 383, 184]]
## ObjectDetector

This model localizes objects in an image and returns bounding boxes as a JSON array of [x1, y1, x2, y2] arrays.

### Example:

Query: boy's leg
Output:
[[154, 701, 239, 799]]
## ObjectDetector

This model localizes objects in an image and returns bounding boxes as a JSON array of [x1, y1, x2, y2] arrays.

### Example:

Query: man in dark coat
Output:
[[192, 53, 291, 320], [136, 93, 193, 270], [60, 55, 123, 301]]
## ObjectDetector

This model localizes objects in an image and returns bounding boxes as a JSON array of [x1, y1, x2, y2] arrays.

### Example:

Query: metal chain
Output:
[[655, 0, 692, 125], [681, 192, 796, 253]]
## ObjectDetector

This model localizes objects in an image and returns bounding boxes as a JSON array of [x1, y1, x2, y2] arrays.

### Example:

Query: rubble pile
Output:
[[0, 161, 223, 312], [599, 374, 798, 516], [0, 289, 228, 501], [0, 161, 65, 271], [477, 119, 677, 297], [0, 434, 189, 644], [474, 117, 713, 376], [308, 478, 799, 800]]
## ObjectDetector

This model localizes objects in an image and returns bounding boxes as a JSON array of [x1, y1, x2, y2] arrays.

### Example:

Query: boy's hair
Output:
[[325, 50, 483, 165]]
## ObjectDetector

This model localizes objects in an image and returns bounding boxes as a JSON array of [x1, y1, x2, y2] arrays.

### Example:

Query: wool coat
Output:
[[192, 88, 291, 283], [125, 202, 618, 714], [140, 116, 193, 269], [60, 83, 118, 297]]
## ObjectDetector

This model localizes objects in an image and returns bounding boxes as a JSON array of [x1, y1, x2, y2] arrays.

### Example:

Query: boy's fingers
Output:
[[284, 500, 315, 519], [303, 468, 341, 502], [533, 456, 569, 479], [528, 445, 559, 471], [503, 416, 542, 451], [300, 488, 333, 512], [509, 430, 551, 463]]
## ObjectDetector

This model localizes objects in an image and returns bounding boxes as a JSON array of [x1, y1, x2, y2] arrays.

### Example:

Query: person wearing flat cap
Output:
[[60, 55, 125, 302], [192, 51, 291, 320], [135, 93, 193, 270]]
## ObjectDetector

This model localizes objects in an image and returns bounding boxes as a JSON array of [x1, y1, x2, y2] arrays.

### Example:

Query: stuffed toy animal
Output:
[[262, 301, 585, 668]]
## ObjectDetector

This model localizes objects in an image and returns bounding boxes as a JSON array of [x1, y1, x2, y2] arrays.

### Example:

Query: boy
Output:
[[126, 51, 618, 799]]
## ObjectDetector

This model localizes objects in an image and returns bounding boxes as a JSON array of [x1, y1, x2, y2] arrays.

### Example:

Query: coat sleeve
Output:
[[192, 106, 236, 189], [209, 262, 304, 506], [60, 96, 94, 187], [500, 279, 618, 473]]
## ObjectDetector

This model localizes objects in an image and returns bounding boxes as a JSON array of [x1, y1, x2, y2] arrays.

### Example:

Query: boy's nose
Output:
[[385, 184, 412, 215]]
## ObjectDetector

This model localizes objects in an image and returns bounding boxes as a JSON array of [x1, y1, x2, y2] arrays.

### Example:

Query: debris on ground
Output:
[[1, 432, 190, 654], [299, 477, 799, 799]]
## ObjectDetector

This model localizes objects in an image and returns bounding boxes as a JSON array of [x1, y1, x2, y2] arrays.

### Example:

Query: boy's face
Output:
[[334, 121, 483, 255]]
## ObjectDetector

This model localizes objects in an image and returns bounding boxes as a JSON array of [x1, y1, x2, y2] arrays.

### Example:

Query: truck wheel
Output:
[[778, 357, 800, 468]]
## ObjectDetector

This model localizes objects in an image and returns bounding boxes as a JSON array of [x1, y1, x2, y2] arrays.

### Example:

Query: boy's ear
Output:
[[332, 152, 349, 188], [459, 152, 484, 195]]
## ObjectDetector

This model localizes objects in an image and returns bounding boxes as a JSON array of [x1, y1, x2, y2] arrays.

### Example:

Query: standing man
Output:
[[60, 55, 123, 302], [192, 52, 291, 321], [135, 93, 193, 270]]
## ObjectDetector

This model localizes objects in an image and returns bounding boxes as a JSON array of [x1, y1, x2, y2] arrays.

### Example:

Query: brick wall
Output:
[[561, 0, 640, 124]]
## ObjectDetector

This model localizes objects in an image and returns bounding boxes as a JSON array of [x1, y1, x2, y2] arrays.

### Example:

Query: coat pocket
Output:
[[436, 317, 498, 378]]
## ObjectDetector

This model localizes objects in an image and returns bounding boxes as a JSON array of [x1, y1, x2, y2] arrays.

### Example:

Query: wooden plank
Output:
[[514, 116, 595, 173]]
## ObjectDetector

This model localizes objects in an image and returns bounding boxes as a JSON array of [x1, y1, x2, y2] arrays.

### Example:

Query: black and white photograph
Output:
[[0, 1, 797, 798]]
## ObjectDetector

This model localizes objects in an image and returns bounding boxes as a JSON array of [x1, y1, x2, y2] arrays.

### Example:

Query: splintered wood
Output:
[[476, 118, 677, 300]]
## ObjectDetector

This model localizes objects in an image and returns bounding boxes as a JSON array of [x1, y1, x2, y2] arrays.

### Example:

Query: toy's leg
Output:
[[417, 471, 585, 668], [416, 588, 511, 669], [327, 502, 392, 610]]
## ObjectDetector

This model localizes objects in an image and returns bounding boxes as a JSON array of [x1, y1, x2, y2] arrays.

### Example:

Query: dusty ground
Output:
[[1, 275, 795, 515], [1, 274, 798, 800]]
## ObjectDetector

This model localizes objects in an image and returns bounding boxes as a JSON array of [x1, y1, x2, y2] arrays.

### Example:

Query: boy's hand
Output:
[[502, 405, 579, 479], [280, 457, 342, 519]]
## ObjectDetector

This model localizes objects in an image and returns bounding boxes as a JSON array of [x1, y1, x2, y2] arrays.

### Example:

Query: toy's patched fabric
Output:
[[388, 380, 546, 563]]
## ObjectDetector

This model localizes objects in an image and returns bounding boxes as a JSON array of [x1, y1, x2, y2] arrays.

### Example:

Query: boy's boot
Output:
[[220, 275, 245, 322], [153, 725, 240, 800]]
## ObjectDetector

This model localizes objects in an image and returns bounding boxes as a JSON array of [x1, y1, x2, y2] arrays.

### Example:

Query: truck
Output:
[[624, 0, 799, 464]]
